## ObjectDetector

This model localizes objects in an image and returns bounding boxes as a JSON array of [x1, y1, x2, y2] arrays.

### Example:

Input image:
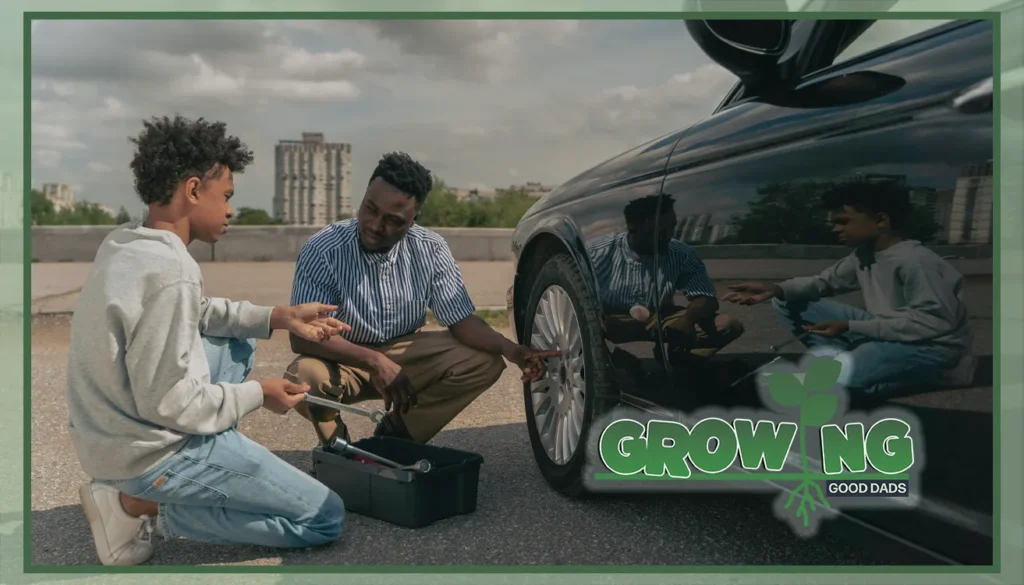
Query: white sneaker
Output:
[[78, 482, 157, 566]]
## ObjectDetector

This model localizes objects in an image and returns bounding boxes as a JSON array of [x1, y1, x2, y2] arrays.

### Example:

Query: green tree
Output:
[[31, 190, 117, 225], [731, 179, 944, 245], [115, 206, 132, 224], [730, 181, 835, 245], [231, 207, 283, 225], [415, 179, 540, 228], [31, 190, 54, 225]]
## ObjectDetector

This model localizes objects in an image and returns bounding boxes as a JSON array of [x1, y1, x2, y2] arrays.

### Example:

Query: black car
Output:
[[506, 19, 994, 564]]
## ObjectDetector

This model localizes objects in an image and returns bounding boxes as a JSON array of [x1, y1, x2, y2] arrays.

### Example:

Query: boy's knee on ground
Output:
[[295, 489, 346, 547]]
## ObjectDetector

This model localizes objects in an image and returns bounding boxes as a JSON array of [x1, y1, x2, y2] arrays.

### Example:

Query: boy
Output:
[[67, 115, 349, 566], [722, 180, 976, 397]]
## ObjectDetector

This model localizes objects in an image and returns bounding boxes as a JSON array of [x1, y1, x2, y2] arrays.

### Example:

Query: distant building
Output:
[[517, 182, 556, 198], [42, 183, 75, 212], [946, 160, 994, 245], [273, 133, 353, 226], [673, 213, 712, 243], [708, 224, 738, 244], [1, 171, 21, 229], [452, 187, 497, 201]]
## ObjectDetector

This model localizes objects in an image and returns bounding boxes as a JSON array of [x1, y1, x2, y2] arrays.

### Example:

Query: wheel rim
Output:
[[529, 285, 586, 465]]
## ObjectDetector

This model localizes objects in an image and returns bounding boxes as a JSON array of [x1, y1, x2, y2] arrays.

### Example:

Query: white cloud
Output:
[[30, 19, 734, 213], [34, 149, 61, 168]]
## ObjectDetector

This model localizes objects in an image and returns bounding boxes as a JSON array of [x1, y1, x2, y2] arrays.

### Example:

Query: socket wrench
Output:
[[327, 437, 432, 473], [300, 393, 387, 424]]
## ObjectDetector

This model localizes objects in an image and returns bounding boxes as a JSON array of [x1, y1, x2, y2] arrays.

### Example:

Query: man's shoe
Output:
[[78, 482, 157, 566]]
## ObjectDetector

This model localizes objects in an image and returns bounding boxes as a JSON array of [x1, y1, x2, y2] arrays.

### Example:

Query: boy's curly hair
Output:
[[128, 115, 254, 205], [821, 179, 913, 230], [369, 151, 433, 205]]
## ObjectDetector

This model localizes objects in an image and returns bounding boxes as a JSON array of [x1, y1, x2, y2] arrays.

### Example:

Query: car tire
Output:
[[521, 252, 619, 497]]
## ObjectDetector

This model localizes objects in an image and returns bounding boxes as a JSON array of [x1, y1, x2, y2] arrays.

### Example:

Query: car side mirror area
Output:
[[684, 18, 793, 93], [758, 71, 907, 109]]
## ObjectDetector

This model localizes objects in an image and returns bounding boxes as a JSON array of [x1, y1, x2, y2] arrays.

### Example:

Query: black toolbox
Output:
[[310, 436, 484, 528]]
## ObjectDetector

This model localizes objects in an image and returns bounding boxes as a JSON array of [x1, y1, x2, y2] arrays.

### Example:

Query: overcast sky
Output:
[[30, 19, 737, 214]]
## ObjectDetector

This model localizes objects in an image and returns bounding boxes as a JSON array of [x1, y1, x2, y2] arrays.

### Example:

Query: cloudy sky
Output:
[[30, 19, 738, 214]]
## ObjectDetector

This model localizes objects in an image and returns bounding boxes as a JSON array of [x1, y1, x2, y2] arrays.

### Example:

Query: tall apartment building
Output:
[[41, 183, 75, 212], [273, 133, 353, 226], [1, 171, 21, 229], [947, 159, 994, 245]]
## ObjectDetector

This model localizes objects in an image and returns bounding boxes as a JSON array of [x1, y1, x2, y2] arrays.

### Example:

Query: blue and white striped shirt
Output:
[[587, 232, 716, 313], [289, 219, 476, 345]]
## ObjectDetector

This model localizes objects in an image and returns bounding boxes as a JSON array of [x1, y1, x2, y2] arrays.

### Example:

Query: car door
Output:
[[561, 132, 686, 407], [655, 19, 993, 563]]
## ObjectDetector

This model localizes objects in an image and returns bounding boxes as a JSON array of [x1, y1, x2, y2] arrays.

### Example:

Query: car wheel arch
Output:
[[512, 223, 600, 341]]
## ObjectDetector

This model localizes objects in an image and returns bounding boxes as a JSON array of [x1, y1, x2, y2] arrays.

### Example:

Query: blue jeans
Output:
[[99, 335, 345, 548], [772, 298, 962, 396]]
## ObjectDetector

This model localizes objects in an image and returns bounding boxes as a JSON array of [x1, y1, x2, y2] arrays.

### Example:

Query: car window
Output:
[[831, 20, 954, 66]]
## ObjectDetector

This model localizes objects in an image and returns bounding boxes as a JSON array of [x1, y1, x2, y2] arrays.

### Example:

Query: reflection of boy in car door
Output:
[[587, 193, 744, 362], [722, 181, 976, 397]]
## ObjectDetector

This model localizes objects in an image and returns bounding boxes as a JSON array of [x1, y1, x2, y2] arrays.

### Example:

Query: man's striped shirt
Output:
[[587, 232, 716, 313], [290, 219, 476, 345]]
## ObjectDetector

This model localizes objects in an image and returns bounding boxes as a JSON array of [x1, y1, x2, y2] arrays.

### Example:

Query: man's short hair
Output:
[[369, 152, 433, 205], [624, 193, 676, 226]]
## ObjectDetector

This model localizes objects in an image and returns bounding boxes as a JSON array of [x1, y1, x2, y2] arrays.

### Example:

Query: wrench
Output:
[[728, 333, 809, 388], [327, 437, 433, 473], [301, 393, 387, 425]]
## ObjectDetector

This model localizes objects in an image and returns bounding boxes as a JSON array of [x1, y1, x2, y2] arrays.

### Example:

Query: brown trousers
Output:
[[286, 330, 506, 445]]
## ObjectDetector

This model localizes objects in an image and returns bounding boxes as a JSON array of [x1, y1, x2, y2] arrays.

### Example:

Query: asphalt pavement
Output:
[[29, 261, 995, 567]]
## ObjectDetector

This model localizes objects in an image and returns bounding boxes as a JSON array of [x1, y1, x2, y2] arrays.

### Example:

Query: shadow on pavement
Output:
[[32, 405, 993, 568]]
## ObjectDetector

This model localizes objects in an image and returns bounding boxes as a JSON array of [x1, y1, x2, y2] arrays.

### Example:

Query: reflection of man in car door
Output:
[[588, 193, 744, 363], [722, 181, 976, 397]]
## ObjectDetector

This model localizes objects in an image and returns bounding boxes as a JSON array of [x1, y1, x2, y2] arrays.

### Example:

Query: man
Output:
[[68, 115, 351, 566], [286, 152, 559, 446], [722, 180, 976, 397], [590, 193, 744, 364]]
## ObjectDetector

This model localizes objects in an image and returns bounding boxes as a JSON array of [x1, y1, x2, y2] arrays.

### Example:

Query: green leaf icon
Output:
[[801, 393, 839, 427], [766, 373, 806, 406], [803, 357, 843, 393]]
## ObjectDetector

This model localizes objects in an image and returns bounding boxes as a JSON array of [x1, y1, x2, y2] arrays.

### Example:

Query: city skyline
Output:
[[30, 19, 738, 214]]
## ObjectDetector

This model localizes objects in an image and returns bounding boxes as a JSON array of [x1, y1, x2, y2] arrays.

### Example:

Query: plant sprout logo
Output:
[[587, 356, 924, 536]]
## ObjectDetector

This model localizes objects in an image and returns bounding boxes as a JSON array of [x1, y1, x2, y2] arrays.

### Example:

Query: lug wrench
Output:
[[728, 333, 809, 388], [301, 393, 387, 425], [327, 437, 432, 473]]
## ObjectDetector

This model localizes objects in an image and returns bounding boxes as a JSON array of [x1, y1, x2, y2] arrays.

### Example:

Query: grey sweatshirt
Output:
[[65, 220, 274, 481], [777, 240, 973, 351]]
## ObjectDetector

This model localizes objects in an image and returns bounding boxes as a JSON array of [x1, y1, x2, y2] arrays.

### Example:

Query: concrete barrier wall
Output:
[[28, 225, 994, 263]]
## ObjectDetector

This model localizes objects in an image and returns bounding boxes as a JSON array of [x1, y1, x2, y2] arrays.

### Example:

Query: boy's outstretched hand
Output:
[[271, 303, 351, 342], [260, 379, 310, 414], [802, 321, 850, 337], [721, 282, 782, 305]]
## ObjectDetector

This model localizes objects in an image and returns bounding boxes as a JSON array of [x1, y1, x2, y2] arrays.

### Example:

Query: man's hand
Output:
[[271, 303, 351, 343], [721, 282, 781, 306], [259, 379, 310, 414], [369, 355, 418, 415], [502, 344, 561, 382], [802, 320, 850, 337]]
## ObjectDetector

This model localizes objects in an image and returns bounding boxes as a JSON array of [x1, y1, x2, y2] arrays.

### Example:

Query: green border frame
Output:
[[3, 2, 1021, 584]]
